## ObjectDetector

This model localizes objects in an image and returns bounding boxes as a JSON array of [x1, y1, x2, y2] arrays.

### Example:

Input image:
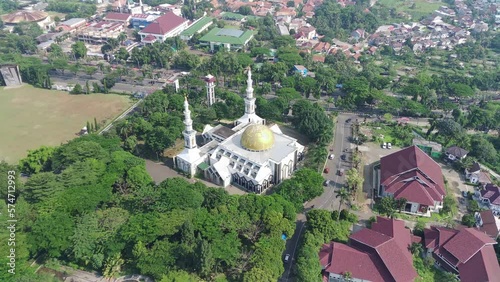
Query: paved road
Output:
[[279, 113, 356, 282]]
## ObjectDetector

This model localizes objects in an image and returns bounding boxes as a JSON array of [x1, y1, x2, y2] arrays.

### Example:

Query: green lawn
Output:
[[0, 85, 132, 163], [377, 0, 445, 19]]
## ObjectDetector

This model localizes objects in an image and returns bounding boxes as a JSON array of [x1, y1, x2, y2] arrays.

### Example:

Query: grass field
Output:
[[377, 0, 445, 20], [0, 85, 132, 164]]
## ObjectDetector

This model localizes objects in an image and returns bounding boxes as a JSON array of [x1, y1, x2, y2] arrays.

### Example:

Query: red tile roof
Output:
[[380, 146, 445, 206], [443, 228, 495, 263], [319, 242, 393, 282], [458, 246, 500, 282], [324, 217, 417, 282], [141, 12, 187, 35], [477, 210, 500, 239], [104, 12, 131, 21], [425, 226, 500, 282], [480, 184, 500, 205]]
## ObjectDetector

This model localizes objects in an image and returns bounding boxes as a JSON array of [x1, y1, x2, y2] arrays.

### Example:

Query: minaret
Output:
[[244, 67, 256, 115], [182, 96, 197, 149], [139, 0, 144, 13], [205, 74, 216, 106]]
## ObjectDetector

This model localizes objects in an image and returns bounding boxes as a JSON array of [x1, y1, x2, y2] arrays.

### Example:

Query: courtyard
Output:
[[0, 84, 132, 163]]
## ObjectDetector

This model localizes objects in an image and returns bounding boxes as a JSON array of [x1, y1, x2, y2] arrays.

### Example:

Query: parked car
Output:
[[382, 142, 387, 149], [387, 143, 392, 149], [346, 118, 351, 123], [341, 154, 346, 160], [284, 254, 291, 263], [323, 180, 330, 186], [338, 169, 344, 176], [329, 154, 335, 160], [324, 167, 330, 174]]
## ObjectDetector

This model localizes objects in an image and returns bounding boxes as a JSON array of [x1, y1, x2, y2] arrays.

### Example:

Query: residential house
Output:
[[351, 28, 366, 40], [274, 8, 296, 23], [478, 184, 500, 212], [423, 226, 500, 282], [139, 12, 189, 42], [475, 210, 500, 239], [297, 26, 317, 40], [465, 162, 491, 185], [293, 65, 308, 77], [445, 146, 468, 161], [319, 216, 418, 282], [378, 146, 446, 216]]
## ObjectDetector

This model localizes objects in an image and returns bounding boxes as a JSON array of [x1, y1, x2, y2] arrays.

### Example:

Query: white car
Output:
[[284, 254, 291, 263], [387, 143, 392, 149], [329, 154, 335, 160], [382, 142, 387, 149]]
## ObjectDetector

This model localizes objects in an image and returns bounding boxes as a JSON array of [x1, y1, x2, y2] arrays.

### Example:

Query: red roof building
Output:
[[479, 184, 500, 212], [104, 12, 131, 24], [138, 12, 188, 42], [378, 146, 446, 216], [424, 226, 500, 282], [319, 217, 417, 282], [475, 210, 500, 239]]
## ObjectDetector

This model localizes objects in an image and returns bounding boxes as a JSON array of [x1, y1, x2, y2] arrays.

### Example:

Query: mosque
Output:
[[174, 68, 305, 193]]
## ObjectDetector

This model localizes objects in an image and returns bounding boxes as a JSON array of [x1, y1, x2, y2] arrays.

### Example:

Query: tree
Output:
[[28, 212, 75, 258], [335, 188, 350, 220], [19, 146, 56, 174], [395, 198, 407, 213], [378, 197, 396, 218], [436, 119, 464, 145], [409, 242, 423, 256], [71, 83, 83, 94], [71, 41, 87, 59], [198, 240, 215, 278], [146, 127, 176, 160], [238, 5, 253, 15], [103, 253, 124, 281], [470, 135, 497, 164], [461, 214, 476, 227], [383, 113, 393, 123]]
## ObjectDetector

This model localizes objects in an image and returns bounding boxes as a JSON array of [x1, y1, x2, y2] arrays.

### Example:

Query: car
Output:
[[324, 167, 330, 174], [345, 119, 351, 123], [341, 154, 346, 160], [338, 169, 344, 176], [323, 180, 330, 186], [382, 142, 387, 149], [284, 254, 291, 263], [329, 154, 335, 160], [387, 143, 392, 149]]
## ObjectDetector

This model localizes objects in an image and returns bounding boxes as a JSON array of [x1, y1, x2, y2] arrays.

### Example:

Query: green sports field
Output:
[[0, 85, 132, 163]]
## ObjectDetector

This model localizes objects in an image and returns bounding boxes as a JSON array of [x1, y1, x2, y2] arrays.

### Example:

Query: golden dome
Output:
[[241, 124, 275, 151]]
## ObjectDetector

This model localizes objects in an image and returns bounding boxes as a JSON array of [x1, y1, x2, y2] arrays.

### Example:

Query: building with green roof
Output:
[[180, 16, 214, 40], [199, 27, 254, 51]]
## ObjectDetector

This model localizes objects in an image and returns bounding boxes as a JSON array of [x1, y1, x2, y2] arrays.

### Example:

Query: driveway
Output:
[[279, 113, 357, 282]]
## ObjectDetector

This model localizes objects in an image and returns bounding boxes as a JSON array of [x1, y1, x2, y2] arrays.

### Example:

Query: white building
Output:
[[139, 12, 189, 43], [174, 68, 304, 193]]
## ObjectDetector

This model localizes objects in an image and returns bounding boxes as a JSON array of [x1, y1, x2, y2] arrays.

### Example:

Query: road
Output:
[[279, 113, 356, 282]]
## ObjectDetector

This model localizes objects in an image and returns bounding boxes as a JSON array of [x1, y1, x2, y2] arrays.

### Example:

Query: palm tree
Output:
[[408, 242, 423, 256], [336, 188, 350, 220], [103, 253, 124, 282]]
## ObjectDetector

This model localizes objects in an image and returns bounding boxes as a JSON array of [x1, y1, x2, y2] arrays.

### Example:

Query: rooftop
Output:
[[380, 146, 446, 206], [140, 12, 187, 35], [199, 27, 254, 45], [180, 16, 213, 37]]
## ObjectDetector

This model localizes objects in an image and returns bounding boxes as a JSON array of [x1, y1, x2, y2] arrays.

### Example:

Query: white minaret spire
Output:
[[244, 67, 256, 115], [205, 74, 216, 106], [182, 96, 197, 149]]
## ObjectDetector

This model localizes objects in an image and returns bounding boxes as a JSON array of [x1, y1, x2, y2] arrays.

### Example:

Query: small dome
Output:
[[2, 10, 48, 24], [241, 124, 275, 151]]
